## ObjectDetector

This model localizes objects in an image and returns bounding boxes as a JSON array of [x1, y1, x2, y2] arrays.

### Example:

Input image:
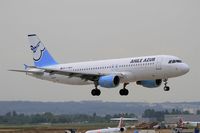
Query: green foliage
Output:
[[0, 111, 136, 125], [197, 110, 200, 115], [142, 108, 193, 122], [142, 109, 165, 121]]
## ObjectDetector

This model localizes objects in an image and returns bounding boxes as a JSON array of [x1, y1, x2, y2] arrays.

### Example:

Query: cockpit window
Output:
[[168, 60, 182, 64]]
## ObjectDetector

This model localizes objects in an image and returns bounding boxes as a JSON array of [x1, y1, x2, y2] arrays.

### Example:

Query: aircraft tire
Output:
[[91, 89, 96, 96], [164, 86, 170, 91], [119, 89, 129, 96], [96, 89, 101, 96], [124, 89, 129, 96], [91, 89, 101, 96]]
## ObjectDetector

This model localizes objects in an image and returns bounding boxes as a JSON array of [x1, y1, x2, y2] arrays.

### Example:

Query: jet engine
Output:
[[136, 79, 162, 88], [98, 75, 120, 88], [120, 127, 125, 132]]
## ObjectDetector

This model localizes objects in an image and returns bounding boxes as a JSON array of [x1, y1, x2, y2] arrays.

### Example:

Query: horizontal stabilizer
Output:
[[8, 69, 44, 74]]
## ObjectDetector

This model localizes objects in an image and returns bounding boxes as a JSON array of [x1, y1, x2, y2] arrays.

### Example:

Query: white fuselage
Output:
[[29, 55, 189, 86], [183, 121, 200, 127], [85, 127, 124, 133]]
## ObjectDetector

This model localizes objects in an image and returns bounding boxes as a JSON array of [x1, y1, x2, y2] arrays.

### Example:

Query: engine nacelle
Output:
[[136, 79, 162, 88], [98, 75, 120, 88], [120, 127, 125, 132]]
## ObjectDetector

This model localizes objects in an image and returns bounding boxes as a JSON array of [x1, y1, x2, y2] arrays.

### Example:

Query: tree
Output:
[[12, 111, 17, 117], [143, 109, 156, 118], [5, 112, 12, 117], [197, 110, 200, 115], [183, 111, 190, 114], [143, 109, 165, 121]]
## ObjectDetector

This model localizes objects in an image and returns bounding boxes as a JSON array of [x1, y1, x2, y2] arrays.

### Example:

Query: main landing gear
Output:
[[91, 82, 101, 96], [119, 83, 129, 96], [91, 82, 130, 96], [163, 79, 170, 91]]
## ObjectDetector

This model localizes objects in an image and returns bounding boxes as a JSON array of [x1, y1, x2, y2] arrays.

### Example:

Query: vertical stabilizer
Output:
[[118, 117, 124, 128], [28, 34, 57, 67]]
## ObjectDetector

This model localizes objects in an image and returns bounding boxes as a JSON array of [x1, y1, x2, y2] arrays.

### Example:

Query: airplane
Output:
[[183, 121, 200, 127], [9, 34, 190, 96], [85, 117, 137, 133], [178, 118, 200, 127]]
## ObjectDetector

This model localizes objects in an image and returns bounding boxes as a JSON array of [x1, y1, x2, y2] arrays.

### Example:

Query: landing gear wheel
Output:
[[119, 89, 129, 96], [96, 89, 101, 96], [124, 89, 129, 95], [119, 83, 130, 96], [119, 89, 124, 96], [91, 89, 96, 96], [91, 89, 101, 96], [164, 86, 170, 91]]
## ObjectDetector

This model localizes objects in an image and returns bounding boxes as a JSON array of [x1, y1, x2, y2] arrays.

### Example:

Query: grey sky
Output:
[[0, 0, 199, 102]]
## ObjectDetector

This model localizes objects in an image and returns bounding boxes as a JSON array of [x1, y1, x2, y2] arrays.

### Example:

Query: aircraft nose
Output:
[[181, 63, 190, 74]]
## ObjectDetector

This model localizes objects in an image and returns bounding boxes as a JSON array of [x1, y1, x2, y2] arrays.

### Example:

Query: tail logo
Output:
[[30, 41, 45, 61]]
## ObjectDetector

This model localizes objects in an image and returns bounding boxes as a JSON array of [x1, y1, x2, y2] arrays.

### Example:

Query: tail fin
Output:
[[118, 117, 124, 128], [28, 34, 57, 67], [178, 118, 184, 127]]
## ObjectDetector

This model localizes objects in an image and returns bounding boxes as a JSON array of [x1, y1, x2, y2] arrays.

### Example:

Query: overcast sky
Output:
[[0, 0, 199, 102]]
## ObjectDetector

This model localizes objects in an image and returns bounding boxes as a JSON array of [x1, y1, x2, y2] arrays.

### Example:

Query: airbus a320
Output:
[[10, 34, 190, 96]]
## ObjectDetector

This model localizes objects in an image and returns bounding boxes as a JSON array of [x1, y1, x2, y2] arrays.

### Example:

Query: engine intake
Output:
[[98, 75, 120, 88], [120, 128, 125, 132], [136, 79, 162, 88]]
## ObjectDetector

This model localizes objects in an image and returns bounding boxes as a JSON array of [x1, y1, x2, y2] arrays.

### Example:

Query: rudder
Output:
[[28, 34, 57, 67]]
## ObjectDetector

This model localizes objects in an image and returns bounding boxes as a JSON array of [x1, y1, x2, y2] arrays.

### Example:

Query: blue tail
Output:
[[28, 34, 57, 67]]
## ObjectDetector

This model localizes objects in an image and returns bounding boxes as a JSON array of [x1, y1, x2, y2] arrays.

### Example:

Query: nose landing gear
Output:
[[163, 79, 170, 91]]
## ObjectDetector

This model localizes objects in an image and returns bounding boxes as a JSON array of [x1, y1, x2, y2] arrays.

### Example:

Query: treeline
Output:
[[0, 111, 136, 125], [143, 109, 192, 121], [0, 108, 197, 124]]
